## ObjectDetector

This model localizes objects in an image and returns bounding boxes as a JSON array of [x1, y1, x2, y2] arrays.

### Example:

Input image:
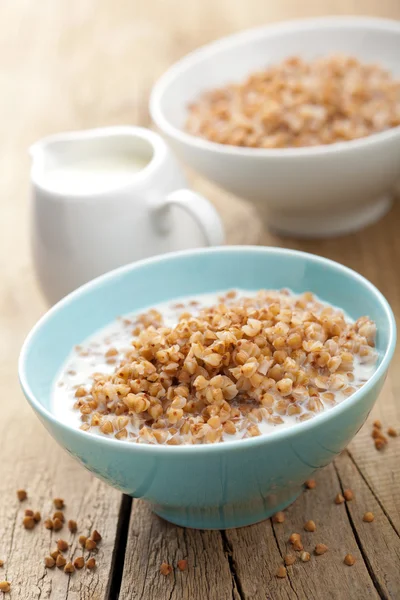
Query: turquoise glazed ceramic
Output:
[[19, 247, 396, 529]]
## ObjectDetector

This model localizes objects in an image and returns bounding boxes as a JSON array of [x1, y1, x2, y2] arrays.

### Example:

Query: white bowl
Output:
[[150, 16, 400, 238]]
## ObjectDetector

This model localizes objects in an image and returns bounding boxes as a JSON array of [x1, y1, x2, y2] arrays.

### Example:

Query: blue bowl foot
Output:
[[152, 489, 303, 530]]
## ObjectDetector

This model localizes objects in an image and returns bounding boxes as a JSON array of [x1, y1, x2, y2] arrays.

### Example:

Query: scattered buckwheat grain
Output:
[[344, 554, 356, 566], [50, 550, 60, 560], [315, 544, 328, 555], [23, 516, 35, 530], [300, 551, 311, 562], [53, 518, 63, 531], [276, 566, 287, 578], [0, 561, 3, 568], [68, 520, 77, 533], [293, 540, 303, 551], [56, 555, 66, 568], [289, 533, 304, 550], [305, 479, 316, 489], [17, 490, 27, 502], [53, 498, 64, 509], [363, 512, 375, 523], [53, 511, 64, 522], [64, 562, 75, 574], [33, 511, 41, 523], [304, 520, 316, 532], [343, 490, 354, 501], [91, 530, 102, 542], [0, 581, 10, 593], [57, 540, 68, 553], [24, 509, 34, 517], [387, 427, 397, 437], [44, 518, 54, 530], [335, 493, 345, 504], [85, 539, 97, 551], [284, 554, 296, 566], [44, 556, 55, 569], [86, 558, 96, 570], [375, 438, 387, 450], [372, 428, 382, 439], [78, 535, 87, 547], [372, 420, 382, 429], [160, 562, 173, 576], [177, 559, 188, 571], [273, 512, 285, 523], [74, 557, 85, 569]]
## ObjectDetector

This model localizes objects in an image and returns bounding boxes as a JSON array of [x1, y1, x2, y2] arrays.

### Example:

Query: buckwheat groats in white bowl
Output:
[[151, 17, 400, 237], [186, 54, 400, 149], [53, 288, 378, 446]]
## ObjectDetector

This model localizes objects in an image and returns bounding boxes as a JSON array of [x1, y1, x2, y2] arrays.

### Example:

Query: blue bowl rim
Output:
[[19, 246, 397, 454]]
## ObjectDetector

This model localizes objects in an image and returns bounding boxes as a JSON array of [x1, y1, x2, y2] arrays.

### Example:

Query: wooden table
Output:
[[1, 1, 400, 598]]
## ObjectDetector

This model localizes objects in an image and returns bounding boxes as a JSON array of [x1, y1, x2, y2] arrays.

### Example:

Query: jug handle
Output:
[[163, 189, 225, 246]]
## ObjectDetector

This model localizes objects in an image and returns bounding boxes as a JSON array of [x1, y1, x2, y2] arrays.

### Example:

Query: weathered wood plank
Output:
[[223, 521, 296, 600], [119, 440, 399, 600], [0, 422, 123, 600], [226, 463, 380, 600], [0, 243, 123, 599], [119, 501, 238, 600], [347, 383, 400, 534], [334, 451, 400, 599]]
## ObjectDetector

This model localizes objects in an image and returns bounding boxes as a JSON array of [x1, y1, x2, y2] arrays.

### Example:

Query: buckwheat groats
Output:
[[52, 289, 378, 445], [186, 55, 400, 148]]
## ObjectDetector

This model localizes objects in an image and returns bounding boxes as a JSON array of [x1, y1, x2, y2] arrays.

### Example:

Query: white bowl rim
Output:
[[150, 15, 400, 158], [19, 246, 396, 455]]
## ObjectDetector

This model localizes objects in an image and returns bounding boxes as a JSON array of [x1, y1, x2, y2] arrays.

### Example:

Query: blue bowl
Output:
[[19, 247, 396, 529]]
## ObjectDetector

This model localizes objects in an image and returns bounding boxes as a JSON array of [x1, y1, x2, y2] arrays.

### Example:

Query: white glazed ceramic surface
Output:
[[30, 127, 224, 305], [150, 17, 400, 238]]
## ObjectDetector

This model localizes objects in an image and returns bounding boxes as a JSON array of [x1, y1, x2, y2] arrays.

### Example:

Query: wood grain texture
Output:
[[0, 439, 122, 600], [119, 501, 237, 600], [1, 0, 400, 598], [120, 453, 399, 599], [227, 462, 380, 600], [334, 451, 400, 598]]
